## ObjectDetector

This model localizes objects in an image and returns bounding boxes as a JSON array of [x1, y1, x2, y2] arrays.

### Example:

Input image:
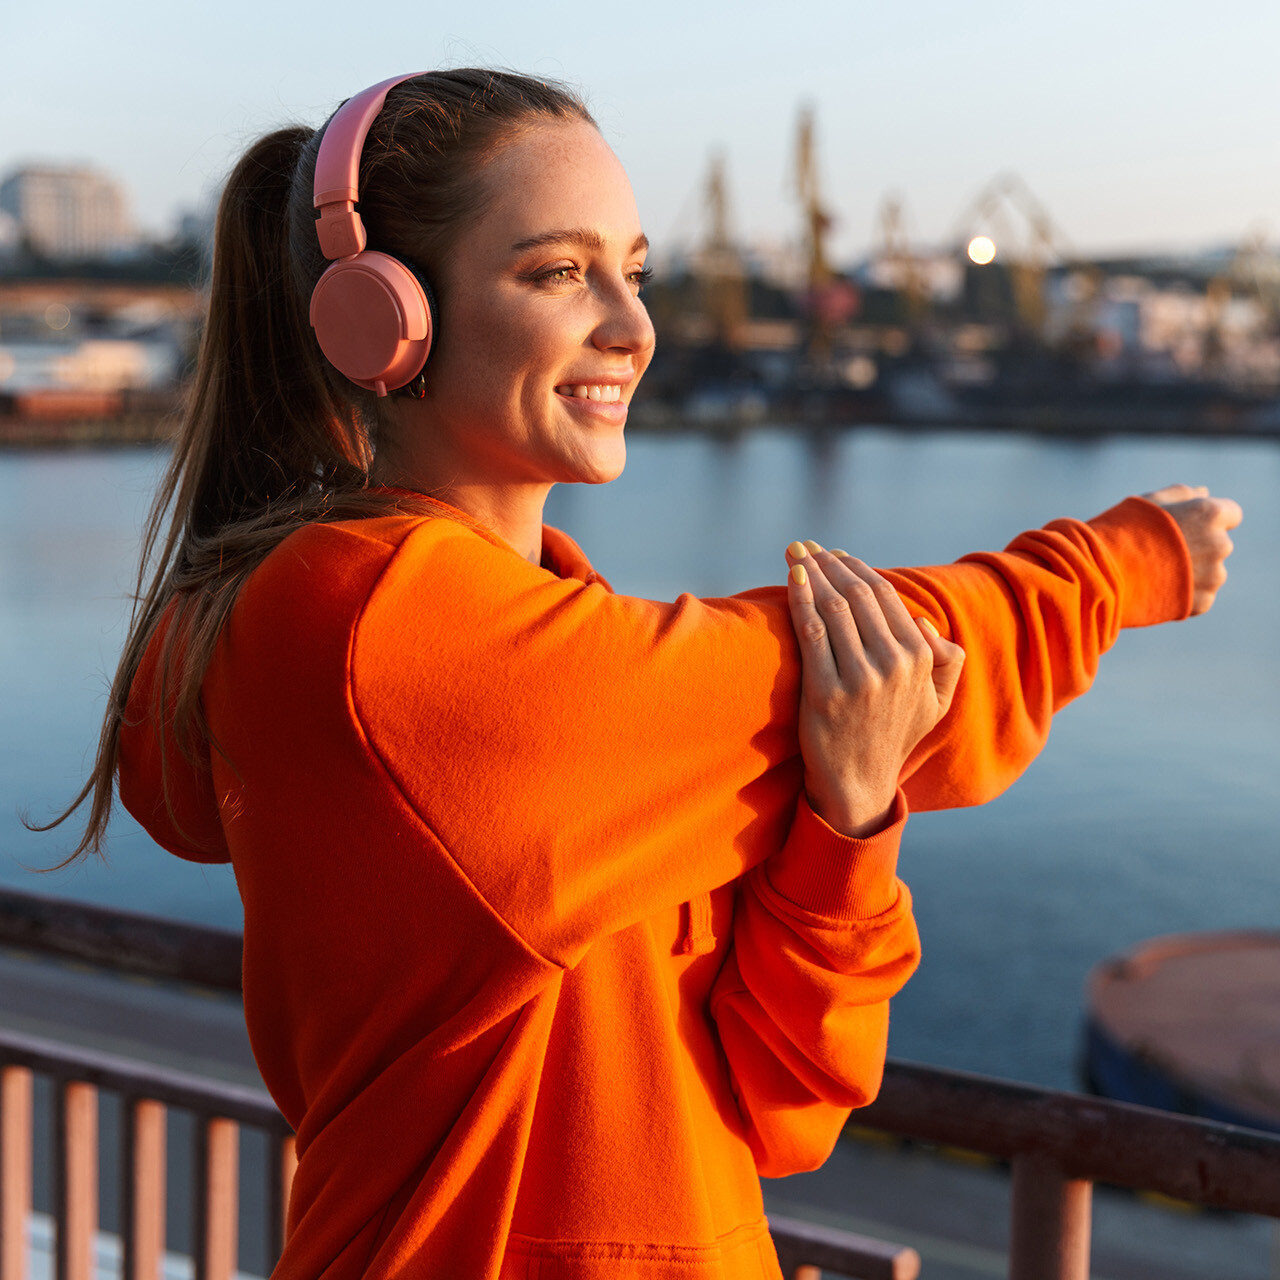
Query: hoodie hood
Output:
[[117, 614, 231, 864], [115, 520, 605, 868]]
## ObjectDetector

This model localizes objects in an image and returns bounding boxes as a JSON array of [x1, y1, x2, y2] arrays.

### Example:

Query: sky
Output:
[[6, 0, 1280, 266]]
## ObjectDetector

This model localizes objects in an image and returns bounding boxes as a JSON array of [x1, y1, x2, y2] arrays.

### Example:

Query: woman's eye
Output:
[[630, 266, 654, 292], [536, 265, 579, 284]]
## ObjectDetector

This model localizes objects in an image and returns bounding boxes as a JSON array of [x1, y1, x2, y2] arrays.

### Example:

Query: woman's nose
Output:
[[592, 283, 656, 355]]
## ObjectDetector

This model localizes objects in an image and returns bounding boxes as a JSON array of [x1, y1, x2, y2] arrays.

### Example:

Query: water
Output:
[[3, 428, 1277, 1090]]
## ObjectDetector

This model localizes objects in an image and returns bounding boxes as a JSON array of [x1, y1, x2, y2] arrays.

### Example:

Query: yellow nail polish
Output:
[[787, 540, 807, 559], [917, 615, 939, 637], [790, 563, 808, 587], [803, 539, 823, 554], [831, 548, 849, 558]]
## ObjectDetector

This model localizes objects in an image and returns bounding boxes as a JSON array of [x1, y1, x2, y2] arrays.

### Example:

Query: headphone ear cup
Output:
[[309, 250, 433, 396]]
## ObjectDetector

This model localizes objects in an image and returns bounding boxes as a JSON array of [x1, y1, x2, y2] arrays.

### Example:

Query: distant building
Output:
[[0, 165, 135, 260], [0, 210, 19, 262]]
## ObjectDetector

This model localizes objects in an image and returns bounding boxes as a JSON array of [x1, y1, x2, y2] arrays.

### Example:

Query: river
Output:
[[2, 426, 1277, 1090]]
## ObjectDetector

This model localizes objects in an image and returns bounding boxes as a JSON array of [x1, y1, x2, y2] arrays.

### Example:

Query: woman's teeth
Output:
[[556, 384, 622, 402]]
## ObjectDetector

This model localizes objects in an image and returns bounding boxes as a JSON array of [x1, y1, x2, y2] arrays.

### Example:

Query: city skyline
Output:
[[7, 0, 1280, 264]]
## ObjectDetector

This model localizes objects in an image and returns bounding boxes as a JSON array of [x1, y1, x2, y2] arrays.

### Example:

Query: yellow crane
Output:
[[700, 151, 747, 348], [953, 173, 1071, 333], [795, 106, 841, 358], [876, 195, 929, 323]]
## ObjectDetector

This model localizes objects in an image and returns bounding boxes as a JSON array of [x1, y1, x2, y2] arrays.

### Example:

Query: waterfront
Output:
[[2, 426, 1277, 1091]]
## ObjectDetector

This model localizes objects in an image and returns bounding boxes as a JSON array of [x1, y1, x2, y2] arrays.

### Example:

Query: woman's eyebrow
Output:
[[510, 228, 650, 255]]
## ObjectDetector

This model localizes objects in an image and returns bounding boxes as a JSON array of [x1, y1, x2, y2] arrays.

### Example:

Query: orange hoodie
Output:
[[117, 496, 1191, 1280]]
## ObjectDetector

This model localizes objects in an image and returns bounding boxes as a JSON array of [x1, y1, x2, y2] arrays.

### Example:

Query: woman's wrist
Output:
[[805, 776, 899, 839]]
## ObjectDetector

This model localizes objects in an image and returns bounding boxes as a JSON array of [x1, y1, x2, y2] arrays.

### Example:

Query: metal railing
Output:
[[856, 1059, 1280, 1279], [0, 1028, 293, 1280], [2, 886, 1280, 1280]]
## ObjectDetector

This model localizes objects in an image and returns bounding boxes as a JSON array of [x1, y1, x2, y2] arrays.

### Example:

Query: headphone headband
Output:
[[313, 73, 423, 260], [307, 72, 437, 398]]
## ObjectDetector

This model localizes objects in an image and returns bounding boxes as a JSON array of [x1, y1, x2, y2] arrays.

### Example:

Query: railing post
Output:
[[54, 1080, 97, 1280], [1, 1065, 33, 1280], [267, 1132, 297, 1267], [121, 1098, 166, 1280], [193, 1116, 237, 1280], [1009, 1152, 1092, 1280]]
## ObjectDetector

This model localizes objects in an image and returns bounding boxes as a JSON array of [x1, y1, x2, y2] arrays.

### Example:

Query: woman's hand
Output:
[[785, 541, 965, 837], [1142, 485, 1243, 616]]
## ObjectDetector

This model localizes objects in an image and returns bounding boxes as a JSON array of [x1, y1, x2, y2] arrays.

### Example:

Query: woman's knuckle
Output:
[[881, 649, 907, 676], [800, 618, 828, 645]]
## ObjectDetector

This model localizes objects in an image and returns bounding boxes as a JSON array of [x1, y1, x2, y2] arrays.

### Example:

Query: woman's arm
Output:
[[236, 491, 1221, 969], [710, 545, 959, 1175], [712, 488, 1241, 1175]]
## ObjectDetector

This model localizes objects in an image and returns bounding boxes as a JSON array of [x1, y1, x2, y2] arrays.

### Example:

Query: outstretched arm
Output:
[[869, 490, 1236, 810]]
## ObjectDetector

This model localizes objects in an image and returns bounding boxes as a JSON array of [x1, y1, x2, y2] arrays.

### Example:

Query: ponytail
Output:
[[35, 70, 594, 861], [32, 127, 388, 862], [186, 127, 370, 536]]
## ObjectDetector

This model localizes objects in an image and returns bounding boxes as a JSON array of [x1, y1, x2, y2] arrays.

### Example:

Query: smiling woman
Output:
[[373, 121, 655, 557], [41, 70, 1236, 1280]]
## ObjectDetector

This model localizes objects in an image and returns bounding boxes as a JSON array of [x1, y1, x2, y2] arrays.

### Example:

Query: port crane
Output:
[[953, 173, 1072, 332], [875, 195, 929, 323], [700, 151, 747, 348], [795, 106, 856, 357]]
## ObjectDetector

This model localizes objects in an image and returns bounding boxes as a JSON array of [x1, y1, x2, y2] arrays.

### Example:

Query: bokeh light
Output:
[[967, 236, 997, 266]]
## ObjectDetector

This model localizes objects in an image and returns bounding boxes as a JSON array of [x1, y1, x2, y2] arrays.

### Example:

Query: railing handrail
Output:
[[0, 886, 242, 992], [856, 1058, 1280, 1217], [0, 1026, 286, 1135]]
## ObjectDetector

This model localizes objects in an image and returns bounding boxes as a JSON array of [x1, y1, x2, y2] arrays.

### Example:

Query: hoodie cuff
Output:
[[1085, 496, 1194, 628], [763, 790, 908, 921]]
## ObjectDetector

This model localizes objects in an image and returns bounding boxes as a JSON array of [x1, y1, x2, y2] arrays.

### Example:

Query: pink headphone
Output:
[[309, 73, 436, 397]]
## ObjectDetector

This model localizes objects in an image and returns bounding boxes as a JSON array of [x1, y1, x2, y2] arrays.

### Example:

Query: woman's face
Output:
[[402, 120, 655, 492]]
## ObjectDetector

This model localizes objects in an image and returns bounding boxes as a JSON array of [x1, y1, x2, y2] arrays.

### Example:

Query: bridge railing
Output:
[[2, 886, 1278, 1280]]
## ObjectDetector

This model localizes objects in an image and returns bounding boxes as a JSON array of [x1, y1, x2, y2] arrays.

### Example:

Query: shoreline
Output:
[[5, 408, 1280, 450]]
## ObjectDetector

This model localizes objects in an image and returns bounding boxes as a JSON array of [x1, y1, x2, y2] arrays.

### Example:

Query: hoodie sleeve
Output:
[[890, 495, 1193, 810], [709, 792, 918, 1178], [345, 495, 1190, 969]]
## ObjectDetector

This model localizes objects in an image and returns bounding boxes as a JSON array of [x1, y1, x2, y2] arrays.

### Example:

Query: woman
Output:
[[57, 71, 1236, 1279]]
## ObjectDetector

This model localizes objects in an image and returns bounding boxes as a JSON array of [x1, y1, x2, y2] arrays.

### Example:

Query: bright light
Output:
[[967, 236, 997, 266]]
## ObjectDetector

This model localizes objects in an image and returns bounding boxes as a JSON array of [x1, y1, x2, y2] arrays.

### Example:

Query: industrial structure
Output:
[[641, 107, 1280, 432], [0, 166, 135, 262], [5, 120, 1280, 438]]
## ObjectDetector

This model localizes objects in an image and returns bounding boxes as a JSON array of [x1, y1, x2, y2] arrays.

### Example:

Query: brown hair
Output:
[[40, 70, 595, 860]]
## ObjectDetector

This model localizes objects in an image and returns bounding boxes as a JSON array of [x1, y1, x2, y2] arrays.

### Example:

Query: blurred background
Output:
[[8, 1, 1280, 434], [3, 5, 1280, 1275]]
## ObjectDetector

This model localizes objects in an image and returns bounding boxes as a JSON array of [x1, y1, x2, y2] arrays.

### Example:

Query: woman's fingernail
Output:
[[831, 548, 848, 558], [917, 615, 939, 637], [790, 563, 808, 587], [787, 540, 807, 559], [803, 539, 823, 554]]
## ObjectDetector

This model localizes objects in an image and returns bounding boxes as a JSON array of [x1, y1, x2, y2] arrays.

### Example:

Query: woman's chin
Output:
[[568, 440, 627, 486]]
